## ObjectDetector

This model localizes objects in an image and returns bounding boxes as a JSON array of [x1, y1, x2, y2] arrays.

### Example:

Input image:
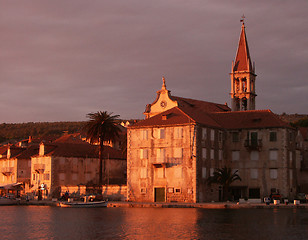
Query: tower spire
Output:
[[162, 76, 166, 90], [230, 18, 257, 112], [233, 16, 252, 72]]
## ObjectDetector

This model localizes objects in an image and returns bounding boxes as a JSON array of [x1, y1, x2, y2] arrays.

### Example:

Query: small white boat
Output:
[[59, 200, 108, 208]]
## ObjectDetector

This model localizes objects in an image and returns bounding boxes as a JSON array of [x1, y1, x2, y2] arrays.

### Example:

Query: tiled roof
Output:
[[131, 107, 291, 130], [14, 145, 39, 160], [209, 110, 291, 129], [171, 96, 230, 112], [40, 142, 125, 159]]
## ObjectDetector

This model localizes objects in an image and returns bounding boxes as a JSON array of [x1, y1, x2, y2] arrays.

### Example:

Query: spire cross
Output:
[[240, 15, 245, 24]]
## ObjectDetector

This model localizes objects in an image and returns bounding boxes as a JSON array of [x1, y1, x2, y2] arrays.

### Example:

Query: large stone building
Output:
[[127, 21, 299, 203]]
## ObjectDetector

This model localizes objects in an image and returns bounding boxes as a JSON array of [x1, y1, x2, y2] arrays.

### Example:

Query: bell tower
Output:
[[230, 18, 257, 111]]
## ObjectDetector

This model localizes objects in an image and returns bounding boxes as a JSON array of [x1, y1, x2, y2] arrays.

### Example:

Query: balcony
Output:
[[1, 167, 14, 176], [244, 139, 262, 151], [34, 164, 45, 174], [152, 157, 183, 168]]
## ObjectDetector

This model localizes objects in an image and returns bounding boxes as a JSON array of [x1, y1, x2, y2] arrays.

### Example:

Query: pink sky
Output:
[[0, 0, 307, 123]]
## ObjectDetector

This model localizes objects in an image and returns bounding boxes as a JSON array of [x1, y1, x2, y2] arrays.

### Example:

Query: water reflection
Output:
[[0, 207, 308, 239]]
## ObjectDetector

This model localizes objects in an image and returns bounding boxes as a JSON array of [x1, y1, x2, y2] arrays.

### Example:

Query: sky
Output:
[[0, 0, 307, 123]]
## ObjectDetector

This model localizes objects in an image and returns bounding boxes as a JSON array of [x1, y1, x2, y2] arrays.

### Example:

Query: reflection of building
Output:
[[31, 134, 126, 198], [127, 22, 299, 203]]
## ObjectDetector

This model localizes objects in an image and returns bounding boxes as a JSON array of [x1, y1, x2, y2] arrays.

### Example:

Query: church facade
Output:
[[127, 22, 299, 203]]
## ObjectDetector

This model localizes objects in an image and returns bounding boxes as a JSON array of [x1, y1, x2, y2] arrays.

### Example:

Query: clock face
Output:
[[160, 101, 167, 108]]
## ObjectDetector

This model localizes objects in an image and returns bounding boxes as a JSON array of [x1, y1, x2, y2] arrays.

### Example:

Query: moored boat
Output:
[[59, 200, 108, 208]]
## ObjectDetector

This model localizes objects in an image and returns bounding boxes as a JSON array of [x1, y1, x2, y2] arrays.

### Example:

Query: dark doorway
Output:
[[249, 188, 260, 198], [154, 187, 165, 202]]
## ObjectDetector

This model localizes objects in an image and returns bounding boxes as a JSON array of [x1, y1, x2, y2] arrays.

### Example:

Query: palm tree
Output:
[[83, 111, 121, 188], [207, 167, 241, 201]]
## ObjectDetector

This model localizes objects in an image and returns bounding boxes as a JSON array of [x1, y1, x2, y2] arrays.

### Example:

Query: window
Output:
[[218, 131, 223, 142], [250, 169, 258, 179], [232, 151, 240, 161], [270, 132, 277, 142], [156, 168, 164, 178], [210, 168, 214, 177], [174, 127, 183, 139], [158, 129, 165, 139], [289, 151, 293, 161], [44, 173, 50, 181], [72, 173, 77, 181], [202, 167, 207, 178], [270, 169, 278, 179], [269, 150, 278, 160], [175, 167, 183, 178], [210, 129, 215, 141], [202, 148, 207, 159], [210, 149, 214, 159], [59, 173, 65, 181], [140, 149, 148, 159], [219, 150, 222, 160], [32, 173, 36, 181], [250, 151, 259, 161], [140, 188, 147, 194], [157, 148, 166, 162], [175, 188, 181, 193], [232, 132, 239, 142], [174, 148, 183, 158], [140, 168, 147, 179], [141, 130, 148, 140], [202, 128, 207, 140]]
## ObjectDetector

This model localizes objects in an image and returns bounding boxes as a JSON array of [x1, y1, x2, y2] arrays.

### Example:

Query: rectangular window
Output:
[[174, 127, 183, 139], [59, 173, 65, 181], [270, 132, 277, 142], [289, 151, 293, 161], [202, 148, 207, 159], [174, 148, 183, 158], [140, 149, 148, 159], [218, 131, 223, 142], [210, 149, 214, 159], [210, 129, 215, 141], [232, 151, 240, 161], [269, 150, 278, 160], [140, 168, 147, 179], [140, 188, 147, 194], [210, 168, 214, 177], [202, 128, 207, 140], [156, 168, 164, 178], [250, 169, 258, 179], [159, 129, 165, 139], [72, 173, 77, 181], [44, 173, 50, 181], [141, 130, 148, 140], [250, 151, 259, 161], [32, 173, 36, 181], [232, 132, 240, 142], [202, 167, 207, 178], [219, 150, 222, 160], [270, 169, 278, 179], [157, 148, 166, 163], [175, 167, 183, 179]]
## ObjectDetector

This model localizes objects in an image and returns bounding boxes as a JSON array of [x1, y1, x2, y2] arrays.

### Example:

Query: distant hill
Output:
[[0, 122, 85, 144], [278, 114, 308, 127]]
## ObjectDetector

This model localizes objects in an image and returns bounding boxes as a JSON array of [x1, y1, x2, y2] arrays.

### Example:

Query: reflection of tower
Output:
[[230, 19, 257, 111]]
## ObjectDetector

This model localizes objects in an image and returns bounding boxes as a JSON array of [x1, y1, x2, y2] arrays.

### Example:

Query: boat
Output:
[[59, 200, 108, 208]]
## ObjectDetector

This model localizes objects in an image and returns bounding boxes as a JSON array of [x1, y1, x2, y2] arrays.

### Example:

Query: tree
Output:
[[207, 167, 241, 201], [83, 111, 121, 187]]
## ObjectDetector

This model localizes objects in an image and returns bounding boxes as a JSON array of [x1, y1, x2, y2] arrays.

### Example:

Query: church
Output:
[[127, 21, 298, 203]]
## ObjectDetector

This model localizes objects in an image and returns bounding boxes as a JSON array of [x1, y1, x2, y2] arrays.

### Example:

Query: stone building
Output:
[[31, 134, 126, 198], [127, 21, 299, 203]]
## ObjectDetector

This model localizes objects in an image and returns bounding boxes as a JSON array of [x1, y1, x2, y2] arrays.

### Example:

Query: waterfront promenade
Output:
[[13, 200, 308, 209]]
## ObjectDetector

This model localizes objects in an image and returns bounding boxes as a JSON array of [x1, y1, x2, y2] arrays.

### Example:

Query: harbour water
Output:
[[1, 206, 308, 239]]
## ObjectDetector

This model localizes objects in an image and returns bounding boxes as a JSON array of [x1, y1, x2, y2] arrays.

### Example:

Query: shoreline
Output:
[[3, 200, 308, 209]]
